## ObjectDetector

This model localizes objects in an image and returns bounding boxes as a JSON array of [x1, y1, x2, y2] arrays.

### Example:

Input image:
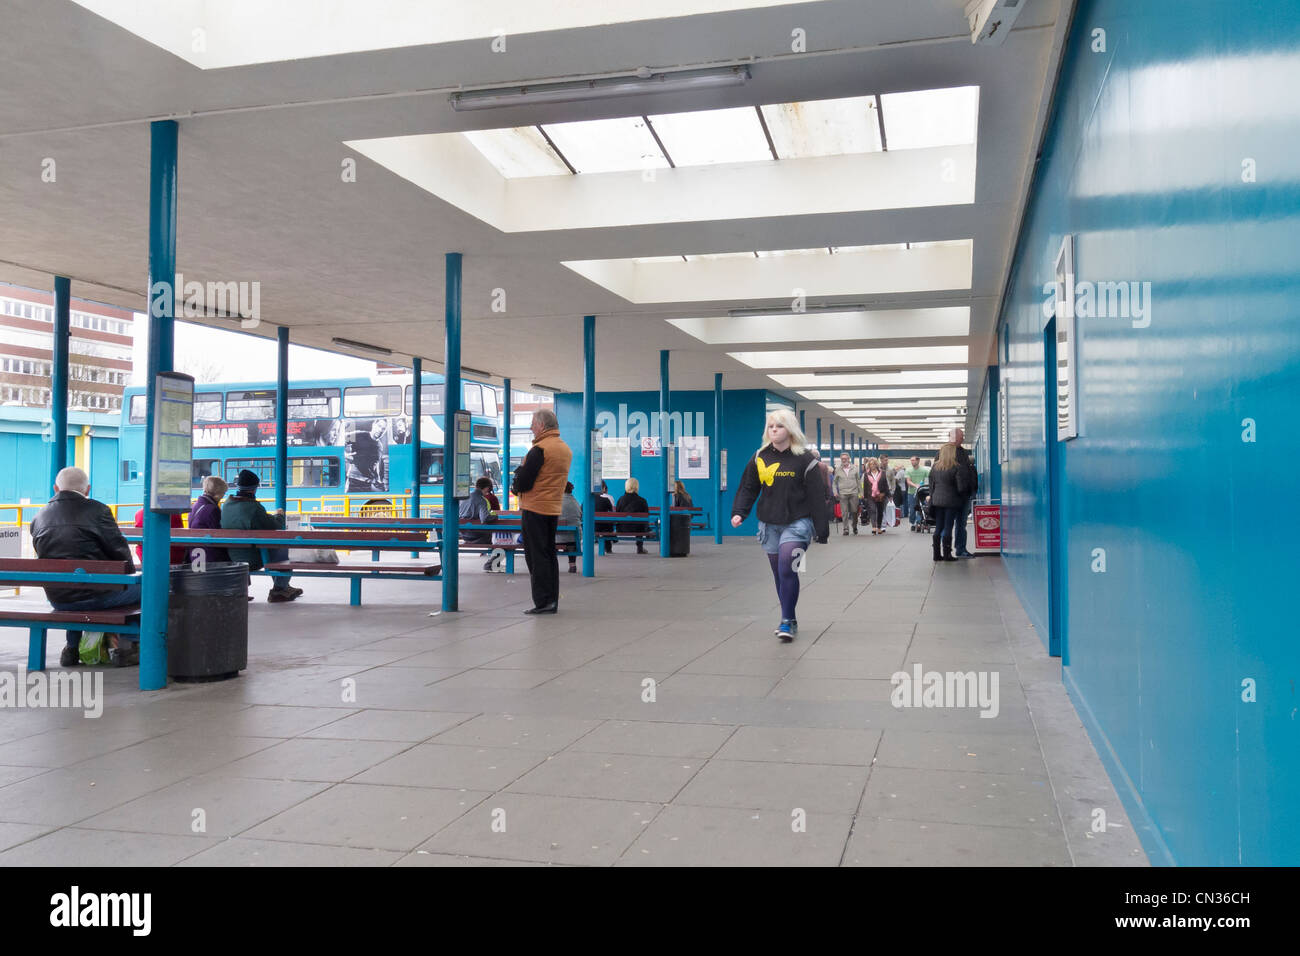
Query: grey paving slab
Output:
[[675, 759, 869, 814], [430, 714, 602, 752], [658, 673, 780, 698], [767, 677, 895, 702], [211, 737, 410, 782], [506, 751, 703, 803], [0, 765, 197, 826], [0, 822, 53, 852], [242, 783, 490, 851], [70, 731, 283, 778], [875, 730, 1047, 776], [860, 766, 1060, 830], [394, 851, 557, 866], [202, 705, 361, 738], [351, 743, 547, 790], [77, 774, 329, 838], [431, 668, 565, 690], [418, 792, 660, 866], [842, 816, 1072, 866], [678, 654, 797, 678], [566, 720, 736, 759], [619, 804, 853, 867], [180, 838, 402, 867], [714, 726, 880, 766], [301, 709, 477, 742], [0, 764, 49, 787], [0, 725, 163, 768], [0, 826, 215, 866]]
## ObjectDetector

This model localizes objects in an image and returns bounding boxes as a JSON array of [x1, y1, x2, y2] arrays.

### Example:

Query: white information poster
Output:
[[453, 410, 472, 498], [640, 436, 661, 457], [590, 430, 603, 493], [150, 372, 195, 512], [602, 437, 630, 479], [677, 436, 709, 480], [665, 444, 676, 486], [720, 449, 728, 491]]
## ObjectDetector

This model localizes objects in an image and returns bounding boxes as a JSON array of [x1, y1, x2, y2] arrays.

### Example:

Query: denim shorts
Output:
[[756, 517, 814, 555]]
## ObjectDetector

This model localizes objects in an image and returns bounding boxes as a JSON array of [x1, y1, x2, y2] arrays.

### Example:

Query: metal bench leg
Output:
[[28, 625, 47, 671], [350, 577, 362, 606], [505, 550, 515, 575]]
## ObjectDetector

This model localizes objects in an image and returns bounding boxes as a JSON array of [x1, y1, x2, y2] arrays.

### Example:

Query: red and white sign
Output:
[[973, 505, 1001, 553]]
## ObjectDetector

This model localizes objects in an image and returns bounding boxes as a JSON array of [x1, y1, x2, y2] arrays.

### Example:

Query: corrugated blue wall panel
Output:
[[999, 0, 1300, 864]]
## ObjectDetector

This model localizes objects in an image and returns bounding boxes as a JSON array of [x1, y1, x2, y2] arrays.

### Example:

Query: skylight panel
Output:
[[683, 252, 759, 262], [880, 86, 979, 150], [462, 127, 571, 178], [540, 117, 668, 174], [794, 387, 969, 400], [770, 370, 969, 388], [647, 107, 773, 166], [760, 97, 882, 158], [732, 346, 968, 369]]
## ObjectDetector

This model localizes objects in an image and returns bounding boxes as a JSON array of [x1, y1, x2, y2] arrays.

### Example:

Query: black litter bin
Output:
[[167, 562, 249, 682], [669, 513, 692, 557]]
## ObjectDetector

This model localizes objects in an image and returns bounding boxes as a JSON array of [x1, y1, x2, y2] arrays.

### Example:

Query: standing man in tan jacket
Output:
[[833, 452, 861, 535], [511, 409, 573, 614]]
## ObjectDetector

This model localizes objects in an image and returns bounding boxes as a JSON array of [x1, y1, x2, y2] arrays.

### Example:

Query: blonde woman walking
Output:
[[730, 409, 830, 642]]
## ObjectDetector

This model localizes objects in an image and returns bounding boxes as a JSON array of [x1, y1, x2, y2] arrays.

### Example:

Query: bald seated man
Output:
[[30, 466, 141, 667]]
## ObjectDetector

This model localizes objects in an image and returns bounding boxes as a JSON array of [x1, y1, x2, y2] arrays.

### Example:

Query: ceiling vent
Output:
[[964, 0, 1025, 46]]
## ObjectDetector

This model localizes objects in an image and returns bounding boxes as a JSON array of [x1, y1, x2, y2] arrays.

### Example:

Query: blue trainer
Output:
[[775, 620, 795, 642]]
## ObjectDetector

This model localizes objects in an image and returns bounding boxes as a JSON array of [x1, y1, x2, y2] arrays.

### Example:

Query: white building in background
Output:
[[0, 284, 134, 413]]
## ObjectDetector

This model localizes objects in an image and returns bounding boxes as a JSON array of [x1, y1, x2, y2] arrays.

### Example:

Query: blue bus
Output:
[[118, 375, 503, 514]]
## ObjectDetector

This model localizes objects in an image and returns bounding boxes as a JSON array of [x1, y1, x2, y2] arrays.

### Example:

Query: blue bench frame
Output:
[[0, 568, 141, 671], [122, 531, 441, 606]]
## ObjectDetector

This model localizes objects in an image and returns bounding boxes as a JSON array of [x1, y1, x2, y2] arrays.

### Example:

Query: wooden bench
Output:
[[0, 559, 141, 670], [122, 529, 439, 606]]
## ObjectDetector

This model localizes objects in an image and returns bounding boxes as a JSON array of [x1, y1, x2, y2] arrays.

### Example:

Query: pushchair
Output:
[[911, 484, 935, 533]]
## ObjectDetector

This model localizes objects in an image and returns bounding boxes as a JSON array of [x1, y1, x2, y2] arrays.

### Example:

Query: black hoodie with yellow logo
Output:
[[731, 445, 830, 541]]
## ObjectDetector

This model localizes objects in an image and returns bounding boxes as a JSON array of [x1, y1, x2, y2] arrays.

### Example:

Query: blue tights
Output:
[[766, 540, 804, 621]]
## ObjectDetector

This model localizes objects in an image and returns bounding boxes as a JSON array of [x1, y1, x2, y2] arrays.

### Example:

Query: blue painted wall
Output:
[[997, 0, 1300, 864], [554, 389, 768, 535]]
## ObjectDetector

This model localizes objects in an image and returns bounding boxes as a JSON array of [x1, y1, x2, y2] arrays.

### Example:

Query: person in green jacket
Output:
[[222, 468, 302, 603]]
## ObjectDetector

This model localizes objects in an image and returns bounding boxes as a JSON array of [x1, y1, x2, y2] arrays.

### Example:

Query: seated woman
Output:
[[558, 481, 582, 573], [615, 477, 650, 554], [593, 480, 617, 554], [187, 475, 231, 565], [673, 480, 693, 508]]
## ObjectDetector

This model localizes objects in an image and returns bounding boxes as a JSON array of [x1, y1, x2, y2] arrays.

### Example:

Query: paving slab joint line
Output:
[[836, 728, 886, 867]]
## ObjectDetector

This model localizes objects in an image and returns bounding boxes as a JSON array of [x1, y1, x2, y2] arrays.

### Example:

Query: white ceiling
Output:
[[0, 0, 1072, 445]]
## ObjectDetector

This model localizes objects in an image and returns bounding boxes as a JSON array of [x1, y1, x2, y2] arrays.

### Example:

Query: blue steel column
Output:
[[140, 120, 178, 691], [816, 418, 822, 457], [713, 372, 723, 545], [830, 423, 836, 462], [50, 276, 70, 485], [275, 327, 288, 514], [502, 377, 511, 509], [581, 317, 596, 577], [411, 357, 422, 517], [799, 408, 805, 434], [442, 253, 462, 611], [659, 349, 671, 557]]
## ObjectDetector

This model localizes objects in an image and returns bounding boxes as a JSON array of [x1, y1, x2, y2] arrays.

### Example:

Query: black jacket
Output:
[[927, 463, 972, 509], [30, 490, 135, 604], [955, 445, 978, 498], [615, 492, 649, 536], [732, 445, 830, 542]]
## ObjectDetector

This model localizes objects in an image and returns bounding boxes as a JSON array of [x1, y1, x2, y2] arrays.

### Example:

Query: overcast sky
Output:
[[131, 315, 379, 385]]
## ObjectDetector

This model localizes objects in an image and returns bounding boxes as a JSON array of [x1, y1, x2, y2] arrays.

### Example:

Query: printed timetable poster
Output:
[[453, 410, 472, 498], [601, 437, 630, 480], [150, 372, 195, 512]]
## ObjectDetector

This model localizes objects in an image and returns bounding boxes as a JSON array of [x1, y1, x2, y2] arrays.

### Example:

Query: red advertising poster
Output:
[[973, 505, 1001, 552]]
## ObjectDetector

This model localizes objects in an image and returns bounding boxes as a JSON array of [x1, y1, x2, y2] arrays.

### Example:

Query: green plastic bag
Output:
[[79, 631, 110, 666]]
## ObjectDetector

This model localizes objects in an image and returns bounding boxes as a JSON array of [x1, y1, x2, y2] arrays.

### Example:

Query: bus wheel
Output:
[[360, 498, 395, 518]]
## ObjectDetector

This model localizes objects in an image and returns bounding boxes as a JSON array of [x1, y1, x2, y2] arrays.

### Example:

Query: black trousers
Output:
[[521, 510, 559, 609]]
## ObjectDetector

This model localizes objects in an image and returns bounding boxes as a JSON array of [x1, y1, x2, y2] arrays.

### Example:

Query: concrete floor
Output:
[[0, 524, 1148, 866]]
